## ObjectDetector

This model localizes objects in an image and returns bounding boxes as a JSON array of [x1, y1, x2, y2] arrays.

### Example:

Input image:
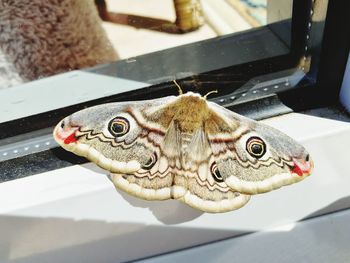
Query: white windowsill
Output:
[[0, 113, 350, 262]]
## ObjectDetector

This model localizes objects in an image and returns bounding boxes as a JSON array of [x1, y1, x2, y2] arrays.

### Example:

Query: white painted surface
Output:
[[0, 71, 148, 123], [0, 113, 350, 262], [136, 209, 350, 263]]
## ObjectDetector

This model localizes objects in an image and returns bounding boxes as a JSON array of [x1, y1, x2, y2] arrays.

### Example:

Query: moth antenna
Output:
[[204, 90, 218, 99], [173, 80, 183, 95]]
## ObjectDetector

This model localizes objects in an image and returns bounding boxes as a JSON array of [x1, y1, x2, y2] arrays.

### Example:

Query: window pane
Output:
[[0, 0, 327, 133], [0, 0, 289, 90]]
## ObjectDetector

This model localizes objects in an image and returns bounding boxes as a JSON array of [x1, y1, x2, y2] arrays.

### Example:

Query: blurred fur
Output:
[[0, 0, 118, 86]]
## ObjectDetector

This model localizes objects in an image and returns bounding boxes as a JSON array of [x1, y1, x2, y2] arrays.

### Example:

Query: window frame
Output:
[[0, 0, 350, 181], [0, 0, 324, 139]]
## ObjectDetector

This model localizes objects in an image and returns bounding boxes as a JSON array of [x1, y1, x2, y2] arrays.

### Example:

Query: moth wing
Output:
[[55, 96, 179, 199], [164, 120, 250, 213], [110, 159, 174, 201], [110, 127, 250, 213], [111, 168, 251, 213], [56, 95, 178, 169], [206, 102, 310, 195], [178, 167, 251, 213]]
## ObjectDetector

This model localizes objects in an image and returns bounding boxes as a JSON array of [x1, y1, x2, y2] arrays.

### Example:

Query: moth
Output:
[[53, 89, 313, 213]]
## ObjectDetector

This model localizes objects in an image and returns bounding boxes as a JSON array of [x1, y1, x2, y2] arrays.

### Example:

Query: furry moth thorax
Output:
[[53, 92, 313, 213]]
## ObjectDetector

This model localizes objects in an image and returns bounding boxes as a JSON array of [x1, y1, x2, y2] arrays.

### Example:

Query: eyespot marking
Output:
[[246, 136, 266, 158], [211, 162, 224, 183], [142, 152, 158, 170], [108, 116, 130, 137]]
